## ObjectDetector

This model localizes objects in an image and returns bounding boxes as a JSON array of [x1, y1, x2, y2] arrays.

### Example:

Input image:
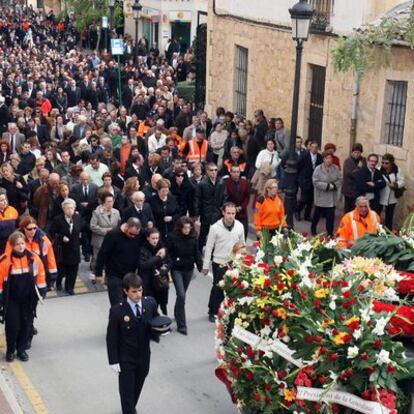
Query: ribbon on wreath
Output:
[[232, 326, 391, 414]]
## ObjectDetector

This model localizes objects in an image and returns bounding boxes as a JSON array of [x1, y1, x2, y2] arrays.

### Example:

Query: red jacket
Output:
[[225, 177, 250, 220]]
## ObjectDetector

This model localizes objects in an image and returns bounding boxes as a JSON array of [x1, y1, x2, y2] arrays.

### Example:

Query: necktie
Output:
[[84, 186, 88, 199], [270, 153, 274, 165], [10, 135, 15, 152], [135, 303, 141, 318]]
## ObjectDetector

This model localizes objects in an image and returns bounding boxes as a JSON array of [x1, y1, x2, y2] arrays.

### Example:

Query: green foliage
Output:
[[64, 0, 123, 32], [331, 9, 414, 77]]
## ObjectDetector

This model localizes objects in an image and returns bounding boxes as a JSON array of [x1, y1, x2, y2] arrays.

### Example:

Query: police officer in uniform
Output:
[[106, 273, 164, 414]]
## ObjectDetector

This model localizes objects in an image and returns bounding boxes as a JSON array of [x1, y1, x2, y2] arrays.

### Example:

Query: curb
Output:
[[0, 369, 23, 414]]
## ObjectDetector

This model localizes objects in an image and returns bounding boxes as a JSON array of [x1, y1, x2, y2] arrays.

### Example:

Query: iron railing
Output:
[[309, 0, 333, 31]]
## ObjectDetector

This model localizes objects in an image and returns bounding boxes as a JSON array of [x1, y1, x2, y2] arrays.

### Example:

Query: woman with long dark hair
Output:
[[167, 217, 202, 335]]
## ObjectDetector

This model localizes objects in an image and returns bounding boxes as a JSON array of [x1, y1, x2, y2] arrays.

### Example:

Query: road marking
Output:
[[0, 335, 49, 414]]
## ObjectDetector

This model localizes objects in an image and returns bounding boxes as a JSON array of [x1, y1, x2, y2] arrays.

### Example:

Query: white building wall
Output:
[[213, 0, 409, 35], [124, 0, 207, 52]]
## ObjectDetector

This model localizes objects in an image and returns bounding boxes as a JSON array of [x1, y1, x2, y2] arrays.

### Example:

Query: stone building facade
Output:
[[206, 0, 414, 218]]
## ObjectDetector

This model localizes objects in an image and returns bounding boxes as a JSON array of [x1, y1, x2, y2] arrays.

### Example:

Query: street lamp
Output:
[[284, 0, 314, 228], [109, 0, 115, 31], [132, 0, 142, 64]]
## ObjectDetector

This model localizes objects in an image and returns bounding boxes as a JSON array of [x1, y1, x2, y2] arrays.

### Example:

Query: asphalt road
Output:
[[1, 271, 238, 414]]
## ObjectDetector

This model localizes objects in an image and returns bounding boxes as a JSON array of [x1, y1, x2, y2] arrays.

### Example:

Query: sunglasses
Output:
[[26, 226, 37, 231]]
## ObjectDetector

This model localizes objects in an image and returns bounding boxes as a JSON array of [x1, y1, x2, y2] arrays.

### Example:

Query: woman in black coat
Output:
[[148, 178, 180, 242], [139, 227, 172, 315], [50, 198, 84, 295], [167, 217, 202, 335], [0, 162, 29, 215]]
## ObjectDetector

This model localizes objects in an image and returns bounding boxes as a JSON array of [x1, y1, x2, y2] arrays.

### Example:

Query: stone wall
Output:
[[206, 8, 414, 221]]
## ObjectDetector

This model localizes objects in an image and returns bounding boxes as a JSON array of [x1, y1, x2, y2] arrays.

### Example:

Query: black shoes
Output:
[[17, 351, 29, 362], [84, 254, 91, 262], [66, 289, 75, 295], [56, 283, 62, 291], [6, 352, 15, 362], [178, 327, 188, 336], [208, 315, 216, 323]]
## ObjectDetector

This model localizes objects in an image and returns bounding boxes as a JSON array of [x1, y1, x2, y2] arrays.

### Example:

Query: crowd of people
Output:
[[0, 0, 407, 384]]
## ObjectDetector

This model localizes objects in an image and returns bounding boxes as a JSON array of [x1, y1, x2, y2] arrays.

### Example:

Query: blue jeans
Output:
[[172, 269, 194, 329]]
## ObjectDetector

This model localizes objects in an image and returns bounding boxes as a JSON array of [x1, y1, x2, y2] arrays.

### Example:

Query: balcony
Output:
[[309, 0, 333, 32]]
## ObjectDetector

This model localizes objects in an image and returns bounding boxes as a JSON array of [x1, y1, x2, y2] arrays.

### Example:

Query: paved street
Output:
[[0, 270, 238, 414]]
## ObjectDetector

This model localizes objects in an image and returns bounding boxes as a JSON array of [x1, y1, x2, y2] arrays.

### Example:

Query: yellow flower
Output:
[[281, 324, 289, 336], [321, 318, 335, 328], [374, 282, 386, 296], [333, 332, 349, 345], [254, 274, 267, 288], [284, 389, 296, 402], [344, 316, 360, 326], [314, 288, 329, 299], [235, 318, 242, 326], [276, 308, 287, 320], [256, 297, 269, 309]]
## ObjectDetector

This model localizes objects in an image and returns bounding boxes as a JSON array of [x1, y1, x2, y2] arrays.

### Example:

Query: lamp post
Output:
[[132, 0, 142, 64], [284, 0, 314, 228], [109, 0, 115, 31]]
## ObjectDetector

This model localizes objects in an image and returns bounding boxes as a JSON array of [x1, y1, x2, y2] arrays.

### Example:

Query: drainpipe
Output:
[[350, 70, 360, 150]]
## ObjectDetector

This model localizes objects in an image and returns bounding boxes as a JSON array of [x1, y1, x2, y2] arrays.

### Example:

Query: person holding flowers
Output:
[[254, 178, 286, 237]]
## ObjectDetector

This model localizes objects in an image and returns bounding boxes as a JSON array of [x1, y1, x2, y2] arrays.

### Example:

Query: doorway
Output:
[[171, 22, 191, 52], [308, 64, 326, 145]]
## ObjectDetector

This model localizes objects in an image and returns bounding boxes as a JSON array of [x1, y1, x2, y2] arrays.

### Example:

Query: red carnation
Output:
[[328, 353, 338, 362], [245, 370, 254, 380]]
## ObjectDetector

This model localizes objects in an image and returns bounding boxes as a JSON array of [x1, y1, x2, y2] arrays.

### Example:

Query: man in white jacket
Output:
[[202, 202, 245, 322], [147, 127, 167, 154]]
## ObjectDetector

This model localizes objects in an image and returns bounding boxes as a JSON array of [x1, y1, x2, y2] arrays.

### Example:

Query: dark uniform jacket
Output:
[[106, 297, 158, 366]]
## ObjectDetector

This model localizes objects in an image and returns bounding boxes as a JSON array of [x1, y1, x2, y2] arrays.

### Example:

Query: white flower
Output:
[[372, 317, 389, 336], [360, 306, 372, 323], [238, 297, 255, 306], [329, 295, 338, 311], [376, 350, 391, 366], [226, 268, 239, 279], [329, 370, 338, 381], [255, 249, 265, 262], [240, 281, 249, 289], [218, 280, 225, 288], [347, 346, 359, 359], [282, 336, 291, 343], [280, 292, 292, 301], [353, 328, 362, 340], [325, 239, 337, 249], [260, 326, 271, 338], [274, 255, 284, 266], [383, 287, 399, 301]]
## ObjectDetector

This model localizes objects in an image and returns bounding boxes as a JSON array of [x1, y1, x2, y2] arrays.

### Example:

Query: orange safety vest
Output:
[[187, 139, 208, 163], [337, 209, 380, 248], [5, 235, 57, 277], [224, 159, 247, 172], [0, 250, 46, 295], [254, 195, 287, 231]]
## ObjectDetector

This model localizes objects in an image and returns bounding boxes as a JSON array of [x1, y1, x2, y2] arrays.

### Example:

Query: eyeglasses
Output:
[[209, 169, 218, 172], [26, 226, 37, 231]]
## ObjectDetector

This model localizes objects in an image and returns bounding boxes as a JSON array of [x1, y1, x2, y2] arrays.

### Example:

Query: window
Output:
[[309, 0, 333, 31], [234, 45, 248, 117], [383, 81, 408, 147]]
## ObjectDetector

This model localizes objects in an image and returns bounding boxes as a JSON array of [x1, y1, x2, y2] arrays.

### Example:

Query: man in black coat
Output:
[[296, 141, 323, 221], [71, 171, 98, 261], [66, 80, 81, 108], [121, 191, 154, 229], [246, 109, 268, 175], [354, 153, 385, 214], [95, 218, 142, 305], [194, 162, 228, 249], [0, 97, 9, 135], [106, 273, 158, 414]]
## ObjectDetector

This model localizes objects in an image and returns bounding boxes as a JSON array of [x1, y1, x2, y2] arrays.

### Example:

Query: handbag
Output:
[[394, 172, 406, 199], [152, 266, 170, 292]]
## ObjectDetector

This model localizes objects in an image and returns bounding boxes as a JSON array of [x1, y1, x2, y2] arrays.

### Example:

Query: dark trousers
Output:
[[81, 227, 92, 257], [311, 206, 336, 237], [208, 262, 227, 316], [296, 186, 314, 219], [370, 200, 381, 215], [344, 196, 356, 213], [239, 217, 249, 240], [107, 275, 124, 306], [199, 219, 210, 250], [380, 204, 396, 230], [119, 359, 150, 414], [141, 274, 168, 314], [172, 269, 193, 329], [57, 263, 79, 291], [5, 299, 34, 354]]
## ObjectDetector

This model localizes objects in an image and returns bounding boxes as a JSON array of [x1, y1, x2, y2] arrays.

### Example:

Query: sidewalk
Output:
[[0, 369, 23, 414]]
